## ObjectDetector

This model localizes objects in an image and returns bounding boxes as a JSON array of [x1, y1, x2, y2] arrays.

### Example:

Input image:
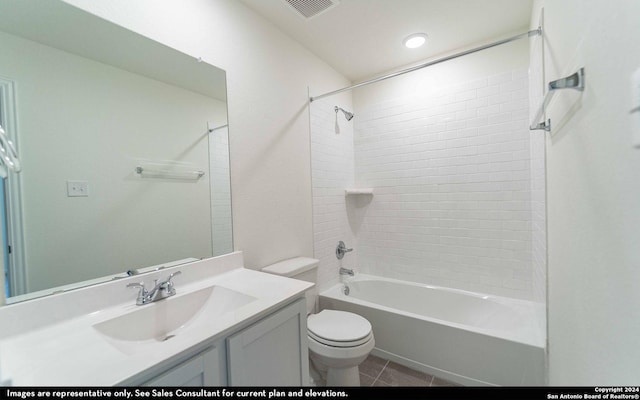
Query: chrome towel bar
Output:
[[135, 166, 205, 180], [530, 67, 585, 132]]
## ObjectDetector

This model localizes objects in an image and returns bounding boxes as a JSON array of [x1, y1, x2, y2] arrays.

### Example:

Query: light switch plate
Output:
[[67, 180, 89, 197]]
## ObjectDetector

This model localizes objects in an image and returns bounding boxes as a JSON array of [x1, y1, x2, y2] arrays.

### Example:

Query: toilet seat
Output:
[[307, 310, 373, 348]]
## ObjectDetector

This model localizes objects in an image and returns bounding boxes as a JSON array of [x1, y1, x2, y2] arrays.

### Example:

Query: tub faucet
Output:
[[127, 271, 182, 306], [339, 267, 354, 277]]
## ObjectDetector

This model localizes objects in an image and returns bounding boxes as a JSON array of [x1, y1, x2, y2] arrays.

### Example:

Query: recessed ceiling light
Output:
[[403, 33, 428, 49]]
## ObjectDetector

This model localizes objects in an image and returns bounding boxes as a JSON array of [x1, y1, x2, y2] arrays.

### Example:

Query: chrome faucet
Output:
[[336, 241, 353, 260], [127, 271, 182, 306]]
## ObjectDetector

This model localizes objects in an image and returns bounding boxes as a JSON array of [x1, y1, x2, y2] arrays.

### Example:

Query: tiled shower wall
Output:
[[310, 99, 357, 292], [354, 68, 536, 300], [529, 23, 547, 304], [210, 127, 233, 256]]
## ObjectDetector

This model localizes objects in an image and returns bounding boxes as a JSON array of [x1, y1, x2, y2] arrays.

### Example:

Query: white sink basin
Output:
[[93, 285, 256, 354]]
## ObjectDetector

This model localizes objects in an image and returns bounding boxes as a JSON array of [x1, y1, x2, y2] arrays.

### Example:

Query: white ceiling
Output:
[[239, 0, 533, 82]]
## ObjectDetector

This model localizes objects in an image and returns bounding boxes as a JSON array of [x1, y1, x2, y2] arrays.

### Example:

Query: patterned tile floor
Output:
[[359, 355, 459, 387]]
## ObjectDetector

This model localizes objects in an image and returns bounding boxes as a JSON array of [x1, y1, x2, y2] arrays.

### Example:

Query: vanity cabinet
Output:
[[139, 297, 307, 386], [144, 346, 224, 386], [227, 298, 308, 386]]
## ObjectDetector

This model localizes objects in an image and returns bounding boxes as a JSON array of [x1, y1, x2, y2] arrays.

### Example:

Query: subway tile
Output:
[[455, 89, 477, 102], [314, 69, 539, 301], [488, 71, 513, 86], [501, 79, 526, 92], [477, 85, 501, 98], [488, 92, 513, 105]]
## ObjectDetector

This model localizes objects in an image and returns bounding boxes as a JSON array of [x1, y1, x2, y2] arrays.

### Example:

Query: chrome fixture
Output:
[[339, 267, 354, 277], [335, 106, 354, 121], [310, 27, 542, 102], [342, 285, 350, 296], [530, 67, 585, 132], [135, 166, 205, 180], [127, 271, 182, 306], [336, 241, 353, 260]]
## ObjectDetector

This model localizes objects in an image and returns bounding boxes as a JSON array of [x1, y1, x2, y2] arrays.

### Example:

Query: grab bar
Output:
[[530, 67, 585, 132]]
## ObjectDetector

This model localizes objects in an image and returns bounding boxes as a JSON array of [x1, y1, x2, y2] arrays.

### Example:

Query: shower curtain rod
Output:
[[309, 28, 542, 102]]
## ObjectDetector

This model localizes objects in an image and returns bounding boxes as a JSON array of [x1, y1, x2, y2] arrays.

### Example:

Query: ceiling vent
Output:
[[283, 0, 340, 20]]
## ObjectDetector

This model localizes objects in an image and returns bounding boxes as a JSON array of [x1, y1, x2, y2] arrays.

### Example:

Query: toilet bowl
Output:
[[260, 257, 375, 386], [307, 309, 375, 386]]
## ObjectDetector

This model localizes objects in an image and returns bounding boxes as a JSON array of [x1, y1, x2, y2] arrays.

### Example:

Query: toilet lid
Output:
[[307, 310, 372, 347]]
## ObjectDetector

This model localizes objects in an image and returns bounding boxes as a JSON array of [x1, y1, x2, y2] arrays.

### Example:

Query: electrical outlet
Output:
[[67, 180, 89, 197]]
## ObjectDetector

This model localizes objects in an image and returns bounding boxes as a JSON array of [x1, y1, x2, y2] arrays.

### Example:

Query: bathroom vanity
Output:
[[139, 298, 307, 386], [0, 252, 312, 386]]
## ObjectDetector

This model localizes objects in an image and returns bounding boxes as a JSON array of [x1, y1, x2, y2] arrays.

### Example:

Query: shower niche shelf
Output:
[[345, 188, 374, 196]]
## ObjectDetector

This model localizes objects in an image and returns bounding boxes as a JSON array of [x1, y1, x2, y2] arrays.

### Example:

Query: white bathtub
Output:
[[319, 274, 546, 386]]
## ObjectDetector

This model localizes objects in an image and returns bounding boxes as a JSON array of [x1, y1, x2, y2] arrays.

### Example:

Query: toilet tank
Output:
[[261, 257, 319, 314]]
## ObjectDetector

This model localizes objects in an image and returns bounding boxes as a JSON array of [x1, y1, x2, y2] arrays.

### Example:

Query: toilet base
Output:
[[309, 356, 361, 386], [327, 366, 360, 386]]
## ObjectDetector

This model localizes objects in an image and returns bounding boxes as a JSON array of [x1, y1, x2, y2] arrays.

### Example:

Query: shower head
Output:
[[335, 106, 354, 121]]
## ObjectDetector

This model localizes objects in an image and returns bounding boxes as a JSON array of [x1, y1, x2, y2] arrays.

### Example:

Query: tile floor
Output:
[[359, 355, 458, 387]]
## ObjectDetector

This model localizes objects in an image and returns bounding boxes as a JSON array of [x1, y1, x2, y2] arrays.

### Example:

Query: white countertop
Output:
[[0, 253, 312, 386]]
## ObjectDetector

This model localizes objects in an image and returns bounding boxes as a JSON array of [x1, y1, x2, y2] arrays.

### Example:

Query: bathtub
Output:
[[319, 274, 546, 386]]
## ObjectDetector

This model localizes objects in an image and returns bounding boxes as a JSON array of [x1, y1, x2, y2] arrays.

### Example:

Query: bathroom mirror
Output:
[[0, 0, 233, 303]]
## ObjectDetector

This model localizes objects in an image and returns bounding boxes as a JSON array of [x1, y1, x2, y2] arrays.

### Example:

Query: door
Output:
[[0, 78, 25, 298]]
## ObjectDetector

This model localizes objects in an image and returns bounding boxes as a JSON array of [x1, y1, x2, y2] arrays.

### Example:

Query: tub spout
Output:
[[339, 267, 354, 277]]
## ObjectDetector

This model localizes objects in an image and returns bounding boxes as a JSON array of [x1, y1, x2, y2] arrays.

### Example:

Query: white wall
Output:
[[62, 0, 351, 270], [0, 31, 223, 292], [530, 0, 640, 384], [352, 42, 538, 300]]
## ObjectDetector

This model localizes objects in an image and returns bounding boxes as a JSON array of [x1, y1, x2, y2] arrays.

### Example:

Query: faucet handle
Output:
[[127, 282, 147, 305], [167, 271, 182, 281], [336, 241, 354, 260], [162, 271, 182, 295]]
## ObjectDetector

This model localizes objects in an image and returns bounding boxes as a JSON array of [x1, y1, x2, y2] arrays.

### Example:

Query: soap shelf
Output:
[[345, 188, 374, 196]]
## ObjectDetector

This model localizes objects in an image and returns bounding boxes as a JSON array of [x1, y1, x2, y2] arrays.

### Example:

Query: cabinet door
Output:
[[144, 345, 224, 386], [227, 298, 308, 386]]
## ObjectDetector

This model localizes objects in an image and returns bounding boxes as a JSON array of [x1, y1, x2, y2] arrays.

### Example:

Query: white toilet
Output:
[[261, 257, 375, 386]]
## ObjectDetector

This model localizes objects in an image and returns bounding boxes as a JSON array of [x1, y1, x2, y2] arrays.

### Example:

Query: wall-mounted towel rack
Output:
[[135, 166, 205, 180], [530, 67, 585, 132]]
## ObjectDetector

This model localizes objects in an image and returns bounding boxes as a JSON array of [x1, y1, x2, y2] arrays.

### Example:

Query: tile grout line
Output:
[[370, 360, 389, 386]]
